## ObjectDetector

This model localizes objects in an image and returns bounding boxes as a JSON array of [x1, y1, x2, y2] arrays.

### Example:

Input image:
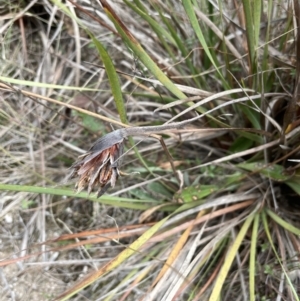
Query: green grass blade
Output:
[[238, 105, 261, 129], [182, 0, 226, 84], [124, 0, 179, 72], [242, 0, 256, 71], [285, 178, 300, 195], [89, 35, 127, 123], [253, 0, 261, 49], [101, 0, 186, 99], [131, 0, 204, 88], [51, 0, 127, 124], [124, 0, 175, 45], [266, 208, 300, 235], [0, 183, 154, 210], [157, 8, 202, 88], [242, 0, 261, 82], [262, 0, 273, 87]]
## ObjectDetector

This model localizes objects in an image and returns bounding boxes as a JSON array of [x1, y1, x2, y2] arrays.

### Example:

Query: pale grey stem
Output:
[[89, 114, 206, 155], [120, 116, 203, 138]]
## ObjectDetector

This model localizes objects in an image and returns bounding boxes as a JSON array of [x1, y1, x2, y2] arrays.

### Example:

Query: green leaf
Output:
[[174, 185, 217, 203], [229, 136, 254, 153], [238, 162, 292, 181], [129, 189, 157, 201], [147, 182, 173, 199]]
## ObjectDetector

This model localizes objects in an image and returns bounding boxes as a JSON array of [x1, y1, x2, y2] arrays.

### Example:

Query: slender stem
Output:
[[121, 115, 203, 137], [121, 119, 273, 138]]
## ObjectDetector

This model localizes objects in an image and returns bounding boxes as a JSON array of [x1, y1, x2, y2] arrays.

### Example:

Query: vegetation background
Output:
[[1, 0, 300, 300]]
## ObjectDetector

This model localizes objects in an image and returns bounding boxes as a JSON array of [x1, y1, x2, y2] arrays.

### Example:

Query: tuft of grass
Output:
[[1, 0, 300, 300]]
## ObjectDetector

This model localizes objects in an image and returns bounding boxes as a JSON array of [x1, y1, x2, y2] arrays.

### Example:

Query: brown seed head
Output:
[[70, 132, 124, 197]]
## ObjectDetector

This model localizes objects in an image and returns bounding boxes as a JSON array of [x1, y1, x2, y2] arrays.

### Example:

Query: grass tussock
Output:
[[1, 0, 300, 300]]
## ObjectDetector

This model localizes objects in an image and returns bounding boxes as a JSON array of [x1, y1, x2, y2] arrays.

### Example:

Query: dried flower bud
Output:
[[70, 130, 125, 197]]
